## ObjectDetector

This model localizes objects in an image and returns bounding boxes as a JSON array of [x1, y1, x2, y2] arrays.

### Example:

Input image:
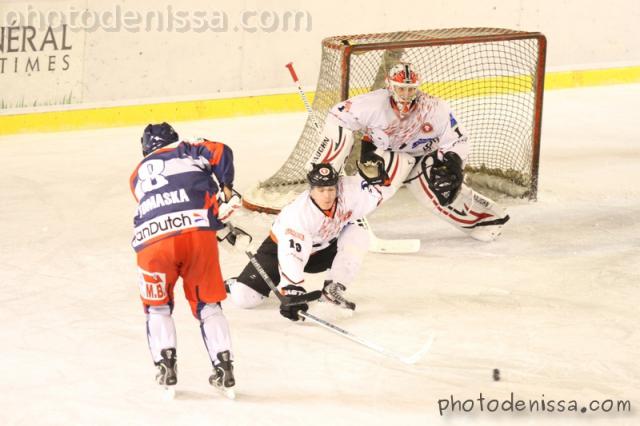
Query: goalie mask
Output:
[[141, 122, 179, 156], [386, 63, 421, 114]]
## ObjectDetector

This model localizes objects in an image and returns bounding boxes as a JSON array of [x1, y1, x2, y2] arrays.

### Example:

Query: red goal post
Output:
[[243, 28, 547, 213]]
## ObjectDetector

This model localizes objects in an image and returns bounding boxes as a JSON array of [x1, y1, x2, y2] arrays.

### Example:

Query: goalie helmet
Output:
[[307, 163, 339, 187], [141, 122, 179, 156], [386, 63, 421, 108]]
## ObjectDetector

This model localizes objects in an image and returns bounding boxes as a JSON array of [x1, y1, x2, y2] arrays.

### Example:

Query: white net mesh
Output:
[[244, 28, 546, 212]]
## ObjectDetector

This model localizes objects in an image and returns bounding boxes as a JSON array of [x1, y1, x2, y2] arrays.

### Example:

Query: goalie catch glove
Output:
[[356, 138, 390, 186], [424, 151, 464, 206]]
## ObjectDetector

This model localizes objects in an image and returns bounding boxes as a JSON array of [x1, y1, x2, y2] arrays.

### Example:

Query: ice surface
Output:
[[1, 85, 639, 425]]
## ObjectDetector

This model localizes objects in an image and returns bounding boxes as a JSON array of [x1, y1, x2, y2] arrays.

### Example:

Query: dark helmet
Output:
[[141, 122, 179, 156], [307, 163, 339, 187]]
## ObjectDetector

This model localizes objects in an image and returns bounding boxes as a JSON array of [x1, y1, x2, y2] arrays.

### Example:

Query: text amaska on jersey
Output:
[[136, 188, 191, 217]]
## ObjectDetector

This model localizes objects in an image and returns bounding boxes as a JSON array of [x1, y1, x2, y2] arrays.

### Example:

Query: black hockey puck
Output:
[[493, 368, 500, 381]]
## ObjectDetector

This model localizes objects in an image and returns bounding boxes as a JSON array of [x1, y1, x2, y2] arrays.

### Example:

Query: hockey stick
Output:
[[354, 218, 420, 254], [246, 250, 433, 365], [285, 62, 420, 254], [246, 251, 322, 305]]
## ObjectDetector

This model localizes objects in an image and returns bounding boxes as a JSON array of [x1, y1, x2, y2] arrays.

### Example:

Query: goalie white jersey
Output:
[[328, 88, 470, 162], [271, 175, 388, 286]]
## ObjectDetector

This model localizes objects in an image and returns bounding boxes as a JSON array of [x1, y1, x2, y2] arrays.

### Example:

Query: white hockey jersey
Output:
[[271, 175, 389, 287], [328, 88, 470, 162]]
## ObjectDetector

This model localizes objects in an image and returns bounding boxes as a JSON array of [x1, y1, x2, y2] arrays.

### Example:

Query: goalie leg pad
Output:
[[379, 150, 416, 194], [407, 167, 510, 241], [361, 150, 416, 202], [146, 304, 177, 363], [312, 113, 355, 170], [453, 187, 510, 241]]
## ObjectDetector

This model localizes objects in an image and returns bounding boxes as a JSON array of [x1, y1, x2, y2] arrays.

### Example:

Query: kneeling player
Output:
[[227, 163, 392, 321]]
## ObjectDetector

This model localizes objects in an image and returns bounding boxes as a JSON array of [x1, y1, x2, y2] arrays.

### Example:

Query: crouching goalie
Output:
[[317, 62, 510, 241]]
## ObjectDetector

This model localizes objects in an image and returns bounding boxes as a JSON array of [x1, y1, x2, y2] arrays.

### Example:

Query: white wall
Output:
[[1, 0, 639, 109]]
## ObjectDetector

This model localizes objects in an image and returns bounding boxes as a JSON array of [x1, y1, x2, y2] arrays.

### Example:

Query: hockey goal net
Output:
[[244, 28, 546, 213]]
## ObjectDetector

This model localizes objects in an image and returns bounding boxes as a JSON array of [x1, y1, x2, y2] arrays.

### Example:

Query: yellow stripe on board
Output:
[[348, 75, 535, 99], [545, 66, 640, 89], [0, 66, 639, 137], [0, 92, 315, 137], [423, 75, 534, 99]]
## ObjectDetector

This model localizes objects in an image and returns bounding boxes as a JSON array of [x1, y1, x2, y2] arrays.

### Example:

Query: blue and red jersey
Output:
[[130, 140, 234, 251]]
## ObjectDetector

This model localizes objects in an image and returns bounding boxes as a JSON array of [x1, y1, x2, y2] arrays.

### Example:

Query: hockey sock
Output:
[[146, 304, 177, 363], [199, 303, 233, 364]]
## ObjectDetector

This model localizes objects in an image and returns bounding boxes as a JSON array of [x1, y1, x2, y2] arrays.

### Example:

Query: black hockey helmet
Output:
[[141, 122, 179, 156], [307, 163, 339, 187]]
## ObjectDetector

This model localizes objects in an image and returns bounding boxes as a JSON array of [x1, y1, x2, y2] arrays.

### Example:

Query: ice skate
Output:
[[321, 280, 356, 311], [155, 348, 177, 399], [209, 350, 236, 400]]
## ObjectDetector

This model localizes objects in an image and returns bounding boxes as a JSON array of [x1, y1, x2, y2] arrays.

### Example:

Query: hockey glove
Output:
[[424, 151, 464, 206], [217, 189, 242, 223], [357, 139, 390, 186], [278, 285, 310, 321]]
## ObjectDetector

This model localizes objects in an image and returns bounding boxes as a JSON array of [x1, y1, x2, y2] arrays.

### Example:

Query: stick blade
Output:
[[401, 335, 435, 365], [369, 238, 421, 254]]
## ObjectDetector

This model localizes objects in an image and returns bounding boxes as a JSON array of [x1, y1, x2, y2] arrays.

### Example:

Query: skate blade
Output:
[[222, 388, 236, 400], [213, 385, 236, 400], [210, 378, 236, 400], [163, 386, 176, 400]]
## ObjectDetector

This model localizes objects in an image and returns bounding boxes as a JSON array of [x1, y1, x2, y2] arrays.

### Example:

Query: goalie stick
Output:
[[285, 62, 420, 254], [246, 250, 433, 365]]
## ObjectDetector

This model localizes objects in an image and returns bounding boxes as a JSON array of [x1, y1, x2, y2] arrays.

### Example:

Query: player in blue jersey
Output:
[[130, 122, 241, 398]]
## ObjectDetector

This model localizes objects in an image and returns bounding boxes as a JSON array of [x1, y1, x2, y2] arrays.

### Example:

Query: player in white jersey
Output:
[[316, 62, 510, 241], [226, 163, 393, 320]]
